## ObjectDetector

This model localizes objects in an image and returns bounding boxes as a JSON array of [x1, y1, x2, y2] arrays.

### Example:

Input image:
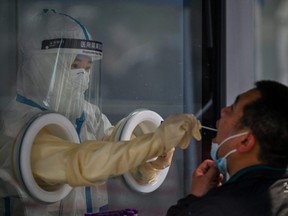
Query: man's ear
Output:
[[236, 133, 256, 153]]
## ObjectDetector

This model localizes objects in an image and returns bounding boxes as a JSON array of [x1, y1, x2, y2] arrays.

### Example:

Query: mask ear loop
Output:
[[216, 131, 249, 159], [222, 149, 237, 160], [219, 132, 249, 147]]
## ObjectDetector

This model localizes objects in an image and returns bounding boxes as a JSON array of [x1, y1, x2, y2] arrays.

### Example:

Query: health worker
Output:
[[0, 9, 201, 215]]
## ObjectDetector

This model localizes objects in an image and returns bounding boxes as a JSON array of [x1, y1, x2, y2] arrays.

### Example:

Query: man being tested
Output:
[[167, 80, 288, 216]]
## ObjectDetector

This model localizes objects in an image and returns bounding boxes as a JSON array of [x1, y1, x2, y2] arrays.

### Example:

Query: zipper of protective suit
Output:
[[49, 9, 95, 214]]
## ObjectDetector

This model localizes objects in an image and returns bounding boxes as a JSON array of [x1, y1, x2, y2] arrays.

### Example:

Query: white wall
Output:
[[226, 0, 256, 105]]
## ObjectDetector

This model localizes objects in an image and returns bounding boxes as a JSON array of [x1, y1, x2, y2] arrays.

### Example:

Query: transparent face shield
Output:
[[40, 38, 102, 121]]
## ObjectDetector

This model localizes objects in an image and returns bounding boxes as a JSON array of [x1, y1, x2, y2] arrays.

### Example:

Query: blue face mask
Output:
[[210, 132, 249, 180]]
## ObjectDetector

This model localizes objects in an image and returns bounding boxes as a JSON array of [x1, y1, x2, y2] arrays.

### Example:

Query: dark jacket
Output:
[[167, 165, 288, 216]]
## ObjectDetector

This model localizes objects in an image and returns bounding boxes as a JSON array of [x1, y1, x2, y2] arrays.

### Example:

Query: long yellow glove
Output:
[[129, 114, 202, 185], [105, 120, 177, 185], [31, 114, 201, 188], [129, 147, 175, 185]]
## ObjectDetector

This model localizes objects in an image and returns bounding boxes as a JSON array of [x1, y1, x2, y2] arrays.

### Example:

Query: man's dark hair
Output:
[[238, 80, 288, 167]]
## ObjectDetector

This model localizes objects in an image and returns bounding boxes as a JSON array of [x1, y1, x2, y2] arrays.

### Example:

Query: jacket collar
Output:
[[227, 165, 288, 184]]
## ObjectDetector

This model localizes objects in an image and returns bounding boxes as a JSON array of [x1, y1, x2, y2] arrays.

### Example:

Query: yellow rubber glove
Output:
[[129, 147, 175, 185], [31, 114, 201, 187], [129, 114, 202, 185], [149, 147, 175, 170]]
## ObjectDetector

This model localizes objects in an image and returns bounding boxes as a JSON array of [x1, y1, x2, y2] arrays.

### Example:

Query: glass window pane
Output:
[[1, 1, 202, 215]]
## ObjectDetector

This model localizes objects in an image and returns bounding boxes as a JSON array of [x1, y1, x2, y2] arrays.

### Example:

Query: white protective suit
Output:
[[0, 9, 202, 216]]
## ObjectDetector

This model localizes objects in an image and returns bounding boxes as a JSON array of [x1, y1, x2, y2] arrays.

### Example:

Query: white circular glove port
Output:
[[115, 109, 169, 193], [13, 112, 80, 203]]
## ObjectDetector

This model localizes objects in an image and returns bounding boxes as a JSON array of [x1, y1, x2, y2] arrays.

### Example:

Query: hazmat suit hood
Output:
[[17, 9, 103, 128]]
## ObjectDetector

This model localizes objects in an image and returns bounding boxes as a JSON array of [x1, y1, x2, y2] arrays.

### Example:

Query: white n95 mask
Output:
[[67, 68, 90, 93], [210, 131, 249, 180]]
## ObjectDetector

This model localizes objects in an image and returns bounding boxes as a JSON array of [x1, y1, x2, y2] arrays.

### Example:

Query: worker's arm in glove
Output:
[[130, 114, 202, 185], [105, 122, 177, 185], [31, 114, 202, 188]]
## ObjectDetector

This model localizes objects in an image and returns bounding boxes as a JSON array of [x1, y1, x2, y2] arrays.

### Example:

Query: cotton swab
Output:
[[201, 125, 217, 132]]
